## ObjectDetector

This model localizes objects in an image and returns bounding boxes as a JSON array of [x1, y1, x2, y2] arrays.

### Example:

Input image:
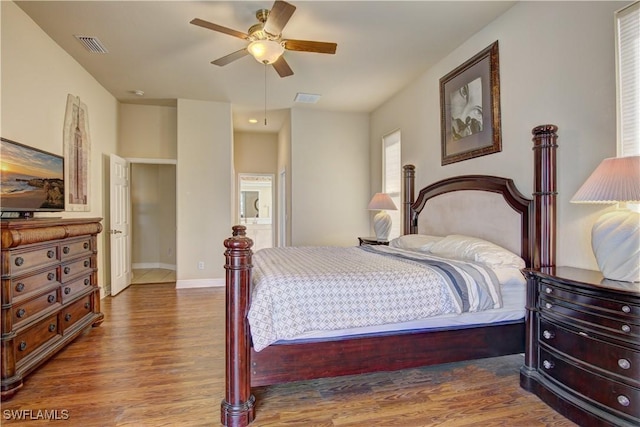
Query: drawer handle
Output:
[[84, 260, 90, 268], [542, 360, 554, 370], [47, 272, 55, 281], [64, 267, 71, 274], [15, 257, 24, 266], [617, 395, 630, 407], [545, 303, 552, 310], [621, 305, 631, 313], [48, 323, 56, 332], [48, 294, 55, 303], [618, 359, 631, 370], [64, 287, 71, 295], [17, 308, 26, 318], [84, 302, 90, 309], [65, 313, 72, 322], [542, 330, 555, 340], [15, 283, 25, 292], [18, 341, 27, 351], [47, 250, 55, 258], [545, 287, 552, 294], [83, 242, 89, 250], [63, 246, 70, 254], [621, 324, 631, 333], [84, 278, 90, 286]]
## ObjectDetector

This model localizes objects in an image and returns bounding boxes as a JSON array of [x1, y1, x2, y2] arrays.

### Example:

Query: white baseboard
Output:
[[132, 262, 176, 271], [176, 278, 225, 289]]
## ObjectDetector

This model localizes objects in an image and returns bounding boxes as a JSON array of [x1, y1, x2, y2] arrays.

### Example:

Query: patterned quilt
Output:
[[248, 245, 502, 351]]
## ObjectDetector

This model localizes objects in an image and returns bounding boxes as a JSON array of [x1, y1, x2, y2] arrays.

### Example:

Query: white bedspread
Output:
[[248, 245, 503, 351]]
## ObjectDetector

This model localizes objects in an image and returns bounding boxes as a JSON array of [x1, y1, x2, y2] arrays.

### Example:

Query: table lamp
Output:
[[368, 193, 398, 241], [571, 156, 640, 282]]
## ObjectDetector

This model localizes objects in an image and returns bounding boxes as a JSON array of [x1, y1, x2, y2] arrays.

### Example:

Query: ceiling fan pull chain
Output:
[[264, 62, 268, 126]]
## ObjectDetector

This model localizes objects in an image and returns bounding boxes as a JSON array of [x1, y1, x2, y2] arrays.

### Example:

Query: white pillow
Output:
[[389, 234, 443, 252], [429, 234, 526, 269]]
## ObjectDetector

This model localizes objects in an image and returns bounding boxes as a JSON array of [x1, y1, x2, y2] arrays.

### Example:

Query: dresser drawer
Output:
[[540, 281, 639, 318], [540, 317, 640, 385], [540, 294, 639, 341], [13, 288, 60, 329], [6, 246, 58, 276], [61, 295, 93, 332], [60, 238, 92, 261], [540, 348, 640, 420], [61, 257, 92, 282], [10, 267, 59, 301], [61, 274, 93, 303], [14, 314, 60, 365]]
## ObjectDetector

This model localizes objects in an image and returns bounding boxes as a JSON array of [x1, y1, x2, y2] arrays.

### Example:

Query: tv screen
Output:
[[1, 137, 65, 216]]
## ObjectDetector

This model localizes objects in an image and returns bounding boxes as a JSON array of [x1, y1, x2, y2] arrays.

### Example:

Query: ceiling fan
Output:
[[190, 0, 337, 78]]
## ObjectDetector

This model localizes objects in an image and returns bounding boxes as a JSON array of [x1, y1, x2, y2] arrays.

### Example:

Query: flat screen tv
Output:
[[1, 137, 65, 218]]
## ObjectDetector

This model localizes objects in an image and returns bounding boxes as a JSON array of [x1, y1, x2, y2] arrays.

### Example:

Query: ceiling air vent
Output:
[[74, 35, 109, 53], [294, 93, 321, 104]]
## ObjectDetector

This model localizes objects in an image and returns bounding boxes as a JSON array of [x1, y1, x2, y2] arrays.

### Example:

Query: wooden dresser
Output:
[[520, 266, 639, 427], [1, 217, 104, 400]]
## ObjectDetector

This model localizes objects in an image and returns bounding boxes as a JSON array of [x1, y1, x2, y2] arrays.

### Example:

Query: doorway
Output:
[[130, 161, 177, 284], [238, 174, 274, 251]]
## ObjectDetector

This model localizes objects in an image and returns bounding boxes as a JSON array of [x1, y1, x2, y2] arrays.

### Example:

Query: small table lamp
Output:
[[571, 155, 640, 282], [368, 193, 398, 241]]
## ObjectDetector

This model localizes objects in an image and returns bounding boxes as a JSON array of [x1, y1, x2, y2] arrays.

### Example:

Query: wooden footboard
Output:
[[221, 124, 558, 427]]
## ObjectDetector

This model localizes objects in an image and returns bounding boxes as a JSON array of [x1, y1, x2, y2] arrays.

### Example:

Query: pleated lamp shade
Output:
[[571, 156, 640, 282]]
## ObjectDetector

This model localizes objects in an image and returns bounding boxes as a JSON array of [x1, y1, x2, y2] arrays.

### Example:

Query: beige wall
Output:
[[291, 108, 370, 246], [176, 99, 233, 286], [130, 163, 176, 269], [277, 112, 292, 246], [371, 1, 626, 271], [1, 1, 119, 295], [234, 132, 278, 174], [118, 104, 177, 159]]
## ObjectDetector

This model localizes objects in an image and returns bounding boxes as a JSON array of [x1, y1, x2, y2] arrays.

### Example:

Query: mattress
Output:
[[280, 282, 524, 342]]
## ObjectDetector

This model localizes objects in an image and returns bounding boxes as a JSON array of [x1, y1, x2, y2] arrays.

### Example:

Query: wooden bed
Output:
[[221, 124, 558, 427]]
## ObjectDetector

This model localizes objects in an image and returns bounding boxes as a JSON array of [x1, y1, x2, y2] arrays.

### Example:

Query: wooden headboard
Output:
[[401, 124, 558, 269]]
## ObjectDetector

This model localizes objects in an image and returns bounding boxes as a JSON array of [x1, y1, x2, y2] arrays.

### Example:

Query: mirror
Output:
[[238, 174, 273, 225]]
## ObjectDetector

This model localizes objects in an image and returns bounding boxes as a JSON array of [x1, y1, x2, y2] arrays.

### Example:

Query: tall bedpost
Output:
[[522, 124, 558, 381], [403, 164, 416, 235], [221, 225, 255, 427], [531, 124, 558, 269]]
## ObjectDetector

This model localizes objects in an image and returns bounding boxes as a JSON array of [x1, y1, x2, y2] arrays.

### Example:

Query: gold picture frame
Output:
[[440, 41, 501, 165]]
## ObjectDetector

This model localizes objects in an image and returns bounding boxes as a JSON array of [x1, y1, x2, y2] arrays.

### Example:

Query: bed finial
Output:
[[531, 124, 558, 269], [222, 226, 255, 427], [403, 164, 416, 235]]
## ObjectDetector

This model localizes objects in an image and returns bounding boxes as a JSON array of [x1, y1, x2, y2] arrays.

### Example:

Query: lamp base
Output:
[[373, 211, 392, 241], [592, 208, 640, 282]]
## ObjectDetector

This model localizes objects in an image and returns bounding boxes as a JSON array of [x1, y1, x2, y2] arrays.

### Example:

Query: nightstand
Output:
[[358, 237, 389, 246], [520, 266, 639, 427]]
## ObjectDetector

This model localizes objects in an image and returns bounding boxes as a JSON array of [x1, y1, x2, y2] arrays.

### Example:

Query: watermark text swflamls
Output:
[[3, 409, 70, 421]]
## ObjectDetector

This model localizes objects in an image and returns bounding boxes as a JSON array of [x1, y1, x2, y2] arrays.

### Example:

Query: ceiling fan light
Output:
[[248, 40, 284, 64]]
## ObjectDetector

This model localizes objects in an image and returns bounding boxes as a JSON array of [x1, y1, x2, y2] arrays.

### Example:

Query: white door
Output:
[[109, 154, 132, 296]]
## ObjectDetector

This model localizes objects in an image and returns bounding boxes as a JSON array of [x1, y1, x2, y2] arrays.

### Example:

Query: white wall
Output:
[[371, 1, 626, 271], [1, 1, 118, 295], [291, 108, 370, 246], [176, 99, 233, 286]]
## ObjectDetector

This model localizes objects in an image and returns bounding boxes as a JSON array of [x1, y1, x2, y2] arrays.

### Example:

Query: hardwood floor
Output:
[[131, 268, 176, 284], [2, 284, 576, 426]]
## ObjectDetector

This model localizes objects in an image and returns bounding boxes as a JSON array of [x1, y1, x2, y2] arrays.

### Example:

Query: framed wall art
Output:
[[440, 41, 501, 165], [63, 94, 91, 211]]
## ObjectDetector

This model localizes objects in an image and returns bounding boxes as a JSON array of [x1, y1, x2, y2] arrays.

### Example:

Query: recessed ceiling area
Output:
[[15, 1, 516, 132]]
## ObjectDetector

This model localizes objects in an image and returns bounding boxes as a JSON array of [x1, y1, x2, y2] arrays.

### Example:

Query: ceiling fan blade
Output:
[[284, 39, 337, 55], [212, 49, 249, 66], [263, 1, 296, 35], [190, 18, 248, 40], [272, 56, 294, 78]]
